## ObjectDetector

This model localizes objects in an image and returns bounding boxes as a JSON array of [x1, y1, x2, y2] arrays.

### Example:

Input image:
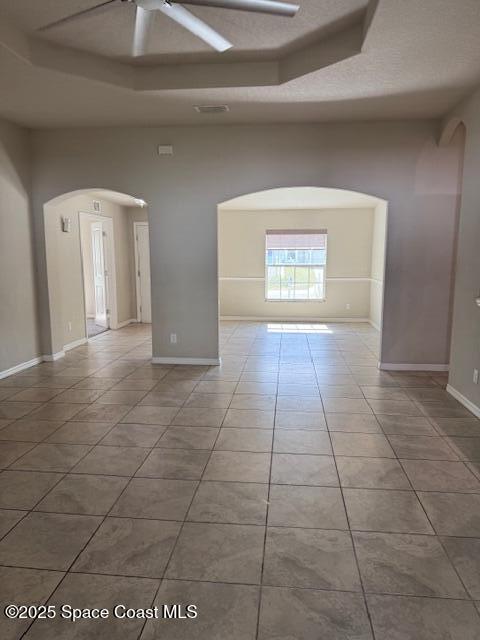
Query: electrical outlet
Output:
[[473, 369, 479, 385], [67, 321, 72, 332], [170, 333, 177, 344], [346, 303, 351, 310]]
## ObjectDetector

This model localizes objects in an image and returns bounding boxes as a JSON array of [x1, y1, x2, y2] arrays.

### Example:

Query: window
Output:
[[265, 230, 327, 301]]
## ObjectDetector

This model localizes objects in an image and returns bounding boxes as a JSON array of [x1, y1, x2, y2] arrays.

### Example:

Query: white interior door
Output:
[[91, 222, 108, 328], [136, 223, 152, 323]]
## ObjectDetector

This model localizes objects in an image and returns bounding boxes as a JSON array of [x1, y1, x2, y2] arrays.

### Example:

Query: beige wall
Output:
[[445, 88, 480, 410], [31, 122, 463, 366], [369, 203, 388, 330], [0, 120, 41, 373], [44, 193, 146, 351], [218, 207, 375, 319]]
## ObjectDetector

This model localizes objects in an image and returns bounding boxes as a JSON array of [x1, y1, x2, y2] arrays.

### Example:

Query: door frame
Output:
[[133, 221, 150, 323], [79, 211, 118, 339]]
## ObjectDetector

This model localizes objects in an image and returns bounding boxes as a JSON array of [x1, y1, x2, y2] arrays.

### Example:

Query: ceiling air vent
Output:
[[194, 105, 230, 114]]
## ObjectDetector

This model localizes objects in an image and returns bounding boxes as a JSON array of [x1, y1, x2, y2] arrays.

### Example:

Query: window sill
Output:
[[265, 299, 326, 303]]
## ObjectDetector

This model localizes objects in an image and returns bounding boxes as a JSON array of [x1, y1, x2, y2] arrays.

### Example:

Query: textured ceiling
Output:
[[0, 0, 366, 62], [0, 0, 480, 128]]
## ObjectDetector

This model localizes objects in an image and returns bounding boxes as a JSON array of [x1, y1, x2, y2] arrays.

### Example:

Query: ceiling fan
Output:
[[38, 0, 300, 56]]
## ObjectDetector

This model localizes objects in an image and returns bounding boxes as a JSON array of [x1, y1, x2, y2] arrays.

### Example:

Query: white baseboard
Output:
[[0, 356, 43, 379], [152, 357, 221, 366], [64, 337, 87, 351], [42, 351, 65, 362], [220, 316, 371, 323], [116, 318, 138, 329], [380, 362, 449, 372], [368, 319, 381, 331], [446, 384, 480, 419]]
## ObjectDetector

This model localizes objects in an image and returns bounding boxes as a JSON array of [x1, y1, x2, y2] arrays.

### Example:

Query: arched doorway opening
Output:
[[217, 187, 388, 363], [43, 188, 150, 359]]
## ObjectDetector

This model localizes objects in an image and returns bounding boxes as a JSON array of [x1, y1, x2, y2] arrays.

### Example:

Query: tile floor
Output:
[[0, 321, 479, 639]]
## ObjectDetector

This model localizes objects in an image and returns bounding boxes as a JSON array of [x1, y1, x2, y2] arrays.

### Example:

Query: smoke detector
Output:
[[193, 105, 230, 114]]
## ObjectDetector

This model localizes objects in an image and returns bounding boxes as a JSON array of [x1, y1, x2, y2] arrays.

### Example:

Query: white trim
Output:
[[152, 357, 221, 366], [42, 351, 66, 362], [219, 276, 374, 283], [0, 356, 43, 379], [220, 315, 371, 323], [87, 329, 112, 343], [64, 337, 87, 351], [368, 319, 381, 331], [379, 362, 450, 372], [116, 318, 138, 329], [79, 211, 118, 331], [134, 221, 149, 323], [446, 384, 480, 419]]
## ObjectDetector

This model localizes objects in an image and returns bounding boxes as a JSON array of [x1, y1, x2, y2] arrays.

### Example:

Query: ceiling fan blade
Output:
[[159, 3, 232, 51], [175, 0, 299, 17], [37, 0, 118, 32], [133, 6, 155, 56]]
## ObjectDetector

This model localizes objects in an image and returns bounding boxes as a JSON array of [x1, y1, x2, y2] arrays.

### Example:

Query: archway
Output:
[[217, 187, 388, 363], [42, 188, 150, 359]]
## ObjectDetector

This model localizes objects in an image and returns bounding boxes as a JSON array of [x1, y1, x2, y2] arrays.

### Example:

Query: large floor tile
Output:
[[271, 453, 338, 486], [0, 509, 27, 537], [0, 418, 64, 442], [203, 451, 270, 482], [326, 413, 382, 433], [100, 422, 166, 447], [331, 432, 395, 457], [268, 484, 348, 529], [11, 443, 91, 472], [418, 491, 480, 536], [215, 427, 272, 452], [141, 580, 260, 640], [120, 405, 178, 425], [111, 477, 198, 520], [263, 527, 360, 590], [367, 594, 480, 640], [0, 441, 37, 467], [402, 459, 480, 492], [388, 435, 458, 460], [344, 488, 433, 534], [275, 411, 326, 429], [0, 512, 101, 569], [0, 470, 61, 509], [376, 414, 438, 436], [354, 531, 466, 597], [0, 566, 64, 640], [166, 522, 264, 584], [136, 448, 210, 479], [258, 587, 373, 640], [323, 398, 373, 414], [46, 420, 114, 444], [223, 409, 274, 428], [35, 473, 128, 515], [172, 407, 226, 427], [73, 445, 150, 476], [187, 481, 268, 524], [158, 426, 219, 450], [441, 536, 480, 599], [273, 430, 332, 454], [73, 517, 180, 577], [337, 457, 410, 489], [24, 572, 158, 640], [448, 437, 480, 461]]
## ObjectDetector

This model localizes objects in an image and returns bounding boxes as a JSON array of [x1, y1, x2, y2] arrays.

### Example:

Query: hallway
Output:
[[0, 321, 479, 639]]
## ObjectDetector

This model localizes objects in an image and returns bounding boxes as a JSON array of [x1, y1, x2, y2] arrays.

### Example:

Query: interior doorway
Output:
[[134, 222, 152, 323], [217, 187, 389, 362], [80, 213, 115, 338]]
